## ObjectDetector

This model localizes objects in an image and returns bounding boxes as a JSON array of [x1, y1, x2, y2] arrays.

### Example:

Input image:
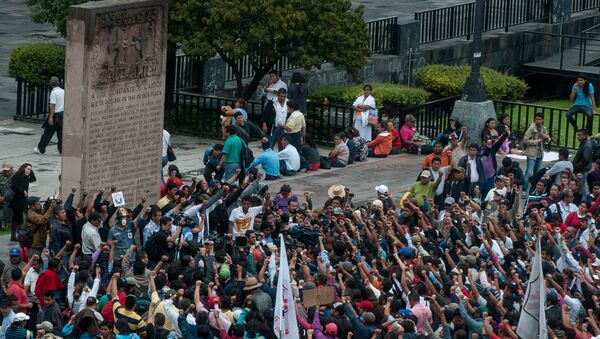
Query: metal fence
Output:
[[368, 16, 398, 54], [572, 0, 600, 12], [415, 0, 550, 44], [521, 31, 600, 70], [398, 96, 459, 139], [14, 79, 52, 122], [174, 54, 202, 92]]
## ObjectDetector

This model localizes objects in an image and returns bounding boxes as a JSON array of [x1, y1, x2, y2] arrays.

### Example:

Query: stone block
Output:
[[61, 0, 168, 204], [451, 100, 497, 146], [393, 20, 420, 55]]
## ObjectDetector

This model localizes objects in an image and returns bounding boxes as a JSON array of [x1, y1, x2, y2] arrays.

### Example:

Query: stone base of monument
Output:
[[451, 100, 497, 147]]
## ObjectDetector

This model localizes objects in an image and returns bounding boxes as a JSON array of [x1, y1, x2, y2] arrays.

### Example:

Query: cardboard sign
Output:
[[112, 191, 126, 207], [302, 286, 336, 307]]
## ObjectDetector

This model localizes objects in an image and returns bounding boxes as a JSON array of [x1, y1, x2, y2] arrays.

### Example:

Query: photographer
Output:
[[26, 197, 56, 258]]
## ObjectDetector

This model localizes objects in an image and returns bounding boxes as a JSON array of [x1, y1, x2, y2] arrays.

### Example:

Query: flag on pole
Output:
[[273, 235, 299, 339], [517, 235, 548, 339]]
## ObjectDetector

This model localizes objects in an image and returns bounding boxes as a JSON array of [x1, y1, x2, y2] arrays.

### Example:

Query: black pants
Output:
[[279, 160, 297, 176], [38, 113, 63, 154], [203, 162, 224, 182]]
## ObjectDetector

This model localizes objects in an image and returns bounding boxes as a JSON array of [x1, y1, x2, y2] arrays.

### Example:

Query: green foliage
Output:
[[308, 83, 431, 107], [27, 0, 91, 37], [415, 65, 528, 101], [8, 44, 65, 83], [170, 0, 371, 99]]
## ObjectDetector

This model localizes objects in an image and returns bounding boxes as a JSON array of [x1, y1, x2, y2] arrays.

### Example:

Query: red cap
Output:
[[253, 249, 262, 262], [356, 300, 374, 310], [208, 296, 220, 307], [325, 322, 338, 335]]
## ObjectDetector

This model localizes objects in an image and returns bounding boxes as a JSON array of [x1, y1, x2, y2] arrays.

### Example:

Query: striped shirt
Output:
[[112, 298, 146, 334]]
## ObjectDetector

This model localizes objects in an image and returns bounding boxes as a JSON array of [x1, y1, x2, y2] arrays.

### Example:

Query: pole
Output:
[[462, 0, 488, 102]]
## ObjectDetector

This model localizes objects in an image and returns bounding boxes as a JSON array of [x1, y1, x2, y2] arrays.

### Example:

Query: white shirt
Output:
[[548, 201, 578, 222], [273, 98, 288, 127], [277, 144, 300, 171], [162, 130, 171, 157], [467, 156, 479, 183], [352, 95, 376, 113], [265, 79, 288, 101], [23, 267, 39, 300], [228, 206, 263, 236], [430, 167, 448, 196], [50, 86, 65, 112], [81, 222, 102, 255]]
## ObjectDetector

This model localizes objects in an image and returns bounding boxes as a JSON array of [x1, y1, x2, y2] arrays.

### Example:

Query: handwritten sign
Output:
[[302, 286, 336, 307]]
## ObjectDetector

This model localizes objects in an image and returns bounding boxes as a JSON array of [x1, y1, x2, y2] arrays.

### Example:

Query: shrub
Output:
[[308, 83, 431, 107], [414, 64, 528, 101], [9, 44, 65, 84]]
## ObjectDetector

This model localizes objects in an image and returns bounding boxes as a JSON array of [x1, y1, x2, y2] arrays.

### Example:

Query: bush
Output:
[[9, 44, 65, 84], [414, 64, 528, 101], [308, 83, 431, 107]]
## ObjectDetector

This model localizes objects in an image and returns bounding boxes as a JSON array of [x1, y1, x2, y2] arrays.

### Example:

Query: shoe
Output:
[[33, 147, 43, 155]]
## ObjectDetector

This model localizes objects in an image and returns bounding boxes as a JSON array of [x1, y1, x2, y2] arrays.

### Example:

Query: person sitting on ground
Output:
[[367, 123, 392, 158], [400, 114, 418, 153], [497, 157, 525, 187], [301, 135, 320, 171], [246, 138, 280, 180], [422, 142, 450, 169], [328, 133, 350, 167], [348, 127, 368, 162], [385, 121, 402, 154], [277, 136, 300, 176], [341, 132, 356, 165], [434, 115, 462, 147]]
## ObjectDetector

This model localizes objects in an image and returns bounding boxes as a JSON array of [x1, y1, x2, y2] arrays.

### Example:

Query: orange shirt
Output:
[[367, 132, 392, 155], [422, 150, 450, 168]]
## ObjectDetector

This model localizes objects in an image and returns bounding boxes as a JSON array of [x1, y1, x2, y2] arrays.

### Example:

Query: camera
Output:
[[234, 236, 248, 247]]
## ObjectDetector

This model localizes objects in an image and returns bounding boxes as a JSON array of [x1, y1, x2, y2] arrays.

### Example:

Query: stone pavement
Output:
[[0, 118, 427, 262]]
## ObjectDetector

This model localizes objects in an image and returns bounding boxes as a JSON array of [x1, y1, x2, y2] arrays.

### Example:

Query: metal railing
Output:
[[572, 0, 600, 12], [14, 79, 52, 122], [174, 54, 202, 92], [415, 0, 550, 44], [521, 31, 600, 70], [397, 96, 459, 138], [368, 16, 398, 54]]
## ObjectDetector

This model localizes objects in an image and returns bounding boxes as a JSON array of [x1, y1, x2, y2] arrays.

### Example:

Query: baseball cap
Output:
[[2, 162, 13, 171], [164, 289, 176, 299], [405, 114, 416, 122], [356, 300, 374, 310], [125, 277, 140, 288], [9, 248, 19, 257], [325, 323, 338, 335], [372, 200, 383, 208], [444, 197, 455, 205], [375, 185, 389, 194], [36, 321, 53, 332], [13, 313, 29, 322], [219, 264, 231, 280], [420, 171, 431, 178]]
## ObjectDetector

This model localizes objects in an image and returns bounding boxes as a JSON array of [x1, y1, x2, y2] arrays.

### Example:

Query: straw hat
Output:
[[328, 184, 346, 198], [243, 276, 263, 291]]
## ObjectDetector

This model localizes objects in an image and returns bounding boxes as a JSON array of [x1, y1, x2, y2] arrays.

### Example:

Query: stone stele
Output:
[[61, 0, 168, 205]]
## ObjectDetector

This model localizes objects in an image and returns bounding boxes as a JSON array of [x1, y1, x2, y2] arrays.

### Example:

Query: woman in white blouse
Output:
[[352, 84, 376, 141]]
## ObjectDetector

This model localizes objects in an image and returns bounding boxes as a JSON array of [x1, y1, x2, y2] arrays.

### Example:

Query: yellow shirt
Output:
[[157, 196, 172, 209], [151, 291, 179, 332], [285, 110, 306, 134], [112, 298, 147, 334]]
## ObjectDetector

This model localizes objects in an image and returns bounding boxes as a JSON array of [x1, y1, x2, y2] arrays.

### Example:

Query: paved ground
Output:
[[0, 118, 428, 262]]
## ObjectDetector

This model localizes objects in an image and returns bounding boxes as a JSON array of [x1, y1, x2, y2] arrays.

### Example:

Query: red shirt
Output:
[[389, 128, 401, 149], [7, 280, 28, 313]]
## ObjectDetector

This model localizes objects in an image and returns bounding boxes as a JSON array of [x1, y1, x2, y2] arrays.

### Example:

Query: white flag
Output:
[[273, 235, 299, 339], [517, 235, 548, 339]]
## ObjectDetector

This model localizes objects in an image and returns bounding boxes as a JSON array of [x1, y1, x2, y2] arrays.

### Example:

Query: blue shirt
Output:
[[246, 148, 280, 177], [573, 83, 594, 107], [108, 222, 136, 257], [142, 220, 160, 245], [0, 310, 15, 339]]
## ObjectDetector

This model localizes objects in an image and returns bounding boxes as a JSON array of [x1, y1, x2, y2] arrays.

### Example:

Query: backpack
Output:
[[239, 138, 254, 169], [181, 231, 202, 257], [144, 231, 162, 261], [420, 144, 433, 155], [2, 174, 14, 203], [17, 228, 33, 248]]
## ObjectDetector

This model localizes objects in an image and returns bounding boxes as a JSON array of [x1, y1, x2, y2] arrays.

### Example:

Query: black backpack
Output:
[[239, 139, 254, 169], [17, 228, 33, 248], [144, 231, 162, 261]]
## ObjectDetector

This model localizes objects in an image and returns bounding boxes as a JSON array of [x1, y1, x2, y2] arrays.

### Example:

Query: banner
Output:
[[273, 235, 299, 338], [517, 235, 547, 339]]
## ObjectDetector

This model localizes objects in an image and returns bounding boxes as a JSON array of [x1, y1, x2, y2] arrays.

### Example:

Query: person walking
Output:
[[567, 74, 596, 134], [523, 112, 550, 193], [34, 77, 64, 155]]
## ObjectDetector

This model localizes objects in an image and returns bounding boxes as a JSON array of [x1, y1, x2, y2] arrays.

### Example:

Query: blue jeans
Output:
[[567, 105, 593, 134], [223, 162, 241, 182], [270, 127, 283, 150], [523, 157, 543, 192]]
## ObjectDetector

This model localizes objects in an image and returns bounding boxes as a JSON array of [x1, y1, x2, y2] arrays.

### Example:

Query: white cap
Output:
[[375, 185, 389, 194], [13, 313, 29, 322]]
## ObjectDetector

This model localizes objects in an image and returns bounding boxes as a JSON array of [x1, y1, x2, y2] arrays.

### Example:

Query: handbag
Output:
[[165, 136, 176, 162], [367, 109, 379, 126], [320, 156, 331, 170]]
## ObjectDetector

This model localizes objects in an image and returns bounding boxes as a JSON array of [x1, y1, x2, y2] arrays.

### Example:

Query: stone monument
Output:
[[61, 0, 168, 204], [451, 0, 496, 146]]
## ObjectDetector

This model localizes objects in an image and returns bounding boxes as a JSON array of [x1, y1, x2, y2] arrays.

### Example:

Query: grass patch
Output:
[[529, 99, 572, 110]]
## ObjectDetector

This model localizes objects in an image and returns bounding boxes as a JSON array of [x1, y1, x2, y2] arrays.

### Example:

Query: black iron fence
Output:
[[572, 0, 600, 12], [368, 16, 398, 54], [521, 31, 600, 70], [174, 54, 202, 92], [397, 96, 459, 139], [415, 0, 550, 44], [14, 79, 52, 122]]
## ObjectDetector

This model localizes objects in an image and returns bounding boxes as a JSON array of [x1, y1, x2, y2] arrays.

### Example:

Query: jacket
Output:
[[367, 131, 392, 155], [261, 100, 277, 134], [26, 202, 55, 248], [459, 155, 485, 187], [497, 162, 525, 186], [523, 122, 548, 159], [9, 171, 36, 212], [574, 139, 594, 173]]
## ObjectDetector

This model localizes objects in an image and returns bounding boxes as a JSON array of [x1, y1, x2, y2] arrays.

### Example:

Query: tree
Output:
[[170, 0, 371, 100], [27, 0, 92, 37]]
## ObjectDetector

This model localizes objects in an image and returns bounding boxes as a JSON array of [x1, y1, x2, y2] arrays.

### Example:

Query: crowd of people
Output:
[[2, 72, 600, 339]]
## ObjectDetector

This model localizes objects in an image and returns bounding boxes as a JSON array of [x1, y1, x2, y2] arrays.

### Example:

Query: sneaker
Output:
[[34, 147, 44, 155]]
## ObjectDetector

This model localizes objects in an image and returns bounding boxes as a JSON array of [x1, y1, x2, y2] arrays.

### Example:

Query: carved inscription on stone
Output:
[[82, 4, 165, 203]]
